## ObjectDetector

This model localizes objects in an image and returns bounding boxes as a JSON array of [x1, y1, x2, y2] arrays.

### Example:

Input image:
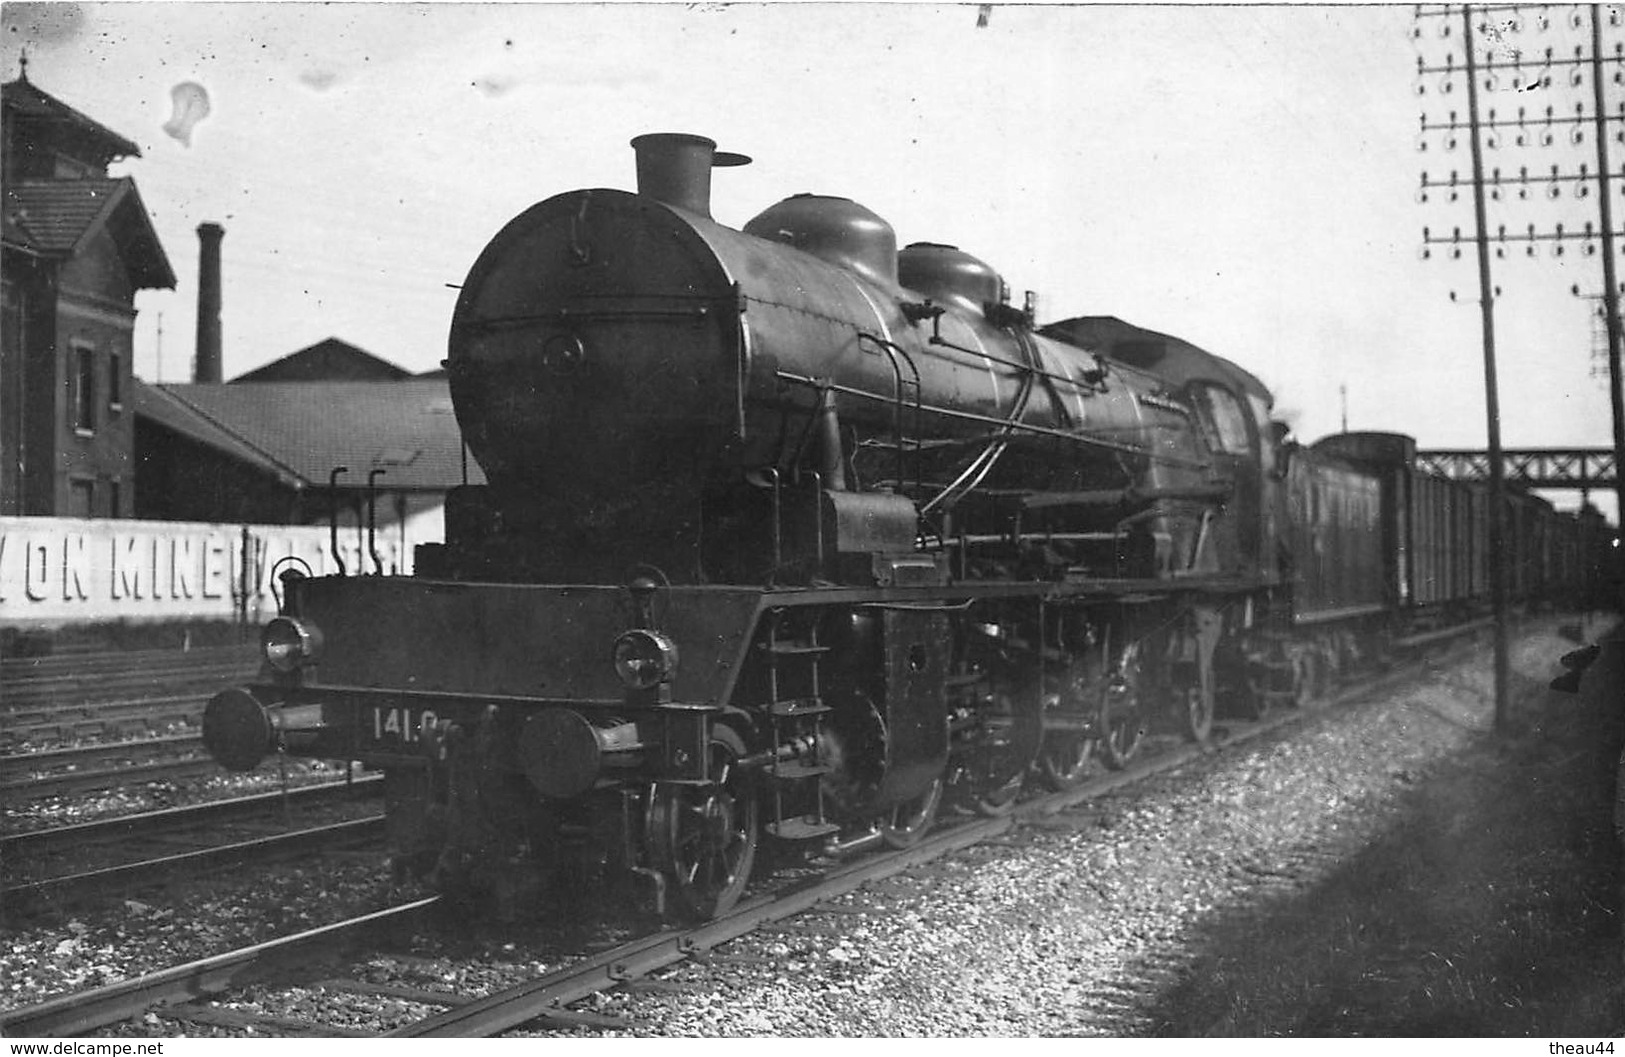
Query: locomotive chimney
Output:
[[630, 133, 750, 219], [194, 221, 224, 383]]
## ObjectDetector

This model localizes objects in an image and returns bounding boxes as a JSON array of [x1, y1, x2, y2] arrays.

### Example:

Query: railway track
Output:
[[0, 736, 223, 799], [1, 643, 285, 801], [2, 778, 385, 916], [0, 645, 1445, 1039], [0, 899, 441, 1037], [1, 644, 259, 750]]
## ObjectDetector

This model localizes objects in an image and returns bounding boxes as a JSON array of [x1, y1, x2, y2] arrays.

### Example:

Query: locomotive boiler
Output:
[[442, 134, 1232, 589], [200, 134, 1387, 919]]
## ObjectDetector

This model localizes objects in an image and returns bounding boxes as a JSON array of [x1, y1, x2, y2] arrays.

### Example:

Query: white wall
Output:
[[0, 511, 442, 627]]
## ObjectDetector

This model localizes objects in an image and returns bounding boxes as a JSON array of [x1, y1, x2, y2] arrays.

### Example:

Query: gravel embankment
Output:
[[3, 619, 1610, 1036]]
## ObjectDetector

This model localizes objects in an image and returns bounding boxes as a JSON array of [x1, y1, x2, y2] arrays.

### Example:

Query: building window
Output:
[[74, 344, 95, 433], [108, 479, 122, 518], [69, 478, 94, 518], [108, 350, 123, 411]]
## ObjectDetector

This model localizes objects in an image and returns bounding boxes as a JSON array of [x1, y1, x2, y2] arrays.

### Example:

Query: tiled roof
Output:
[[129, 378, 304, 489], [2, 77, 141, 160], [5, 177, 125, 252], [3, 178, 176, 288], [146, 379, 484, 491]]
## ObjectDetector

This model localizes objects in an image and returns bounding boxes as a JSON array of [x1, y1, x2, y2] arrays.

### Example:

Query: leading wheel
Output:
[[648, 725, 759, 920], [881, 776, 944, 849]]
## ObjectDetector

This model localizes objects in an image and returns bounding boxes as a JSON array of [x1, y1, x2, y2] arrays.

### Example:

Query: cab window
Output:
[[1190, 383, 1252, 454]]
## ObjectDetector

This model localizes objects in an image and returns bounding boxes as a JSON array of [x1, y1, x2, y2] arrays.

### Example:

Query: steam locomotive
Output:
[[203, 134, 1604, 919]]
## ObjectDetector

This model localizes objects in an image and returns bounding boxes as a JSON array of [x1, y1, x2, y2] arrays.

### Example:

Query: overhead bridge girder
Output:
[[1415, 448, 1618, 490]]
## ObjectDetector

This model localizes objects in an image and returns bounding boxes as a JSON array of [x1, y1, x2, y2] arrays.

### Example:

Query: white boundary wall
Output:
[[0, 509, 443, 627]]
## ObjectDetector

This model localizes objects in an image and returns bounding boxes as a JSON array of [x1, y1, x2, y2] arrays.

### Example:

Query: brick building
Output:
[[1, 71, 176, 517]]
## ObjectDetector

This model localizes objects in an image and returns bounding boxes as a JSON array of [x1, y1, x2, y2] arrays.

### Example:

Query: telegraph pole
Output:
[[1461, 3, 1514, 734], [1418, 2, 1625, 724], [1589, 3, 1625, 551]]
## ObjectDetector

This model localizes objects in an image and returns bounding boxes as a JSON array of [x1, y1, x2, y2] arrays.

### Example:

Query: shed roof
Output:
[[143, 378, 482, 491], [233, 338, 415, 384], [129, 378, 304, 489]]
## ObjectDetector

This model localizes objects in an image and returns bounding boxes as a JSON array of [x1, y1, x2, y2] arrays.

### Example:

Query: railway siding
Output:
[[2, 645, 258, 749], [0, 643, 343, 834], [1, 645, 257, 778]]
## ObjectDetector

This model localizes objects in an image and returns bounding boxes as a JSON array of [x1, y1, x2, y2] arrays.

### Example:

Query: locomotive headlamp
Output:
[[262, 616, 322, 672], [612, 629, 679, 690]]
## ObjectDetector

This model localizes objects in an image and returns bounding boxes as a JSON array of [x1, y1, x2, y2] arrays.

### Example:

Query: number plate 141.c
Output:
[[369, 705, 437, 748]]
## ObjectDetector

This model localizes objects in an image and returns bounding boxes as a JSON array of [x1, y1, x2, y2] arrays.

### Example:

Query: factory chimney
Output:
[[194, 222, 224, 383]]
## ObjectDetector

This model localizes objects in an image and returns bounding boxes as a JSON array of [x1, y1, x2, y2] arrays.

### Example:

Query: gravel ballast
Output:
[[4, 618, 1615, 1036]]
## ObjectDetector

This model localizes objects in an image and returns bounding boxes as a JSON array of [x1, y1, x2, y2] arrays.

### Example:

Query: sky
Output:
[[3, 1, 1621, 521]]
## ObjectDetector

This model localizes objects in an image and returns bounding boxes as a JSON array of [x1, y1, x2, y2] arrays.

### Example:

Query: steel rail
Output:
[[3, 816, 386, 914], [0, 644, 254, 679], [2, 660, 256, 700], [3, 695, 213, 747], [2, 774, 381, 855], [4, 682, 245, 718], [1, 757, 228, 798], [0, 898, 440, 1038], [3, 732, 202, 770]]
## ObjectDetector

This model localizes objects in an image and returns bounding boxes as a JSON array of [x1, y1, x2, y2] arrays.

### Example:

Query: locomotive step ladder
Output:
[[760, 616, 840, 841]]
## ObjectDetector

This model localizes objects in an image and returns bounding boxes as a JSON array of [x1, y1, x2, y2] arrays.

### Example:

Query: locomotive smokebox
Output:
[[630, 132, 750, 218]]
